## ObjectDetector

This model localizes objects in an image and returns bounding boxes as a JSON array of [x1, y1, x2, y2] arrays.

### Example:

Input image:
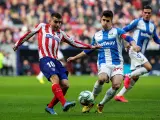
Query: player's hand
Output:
[[91, 45, 101, 49], [13, 45, 18, 51], [67, 57, 76, 62], [132, 45, 141, 52]]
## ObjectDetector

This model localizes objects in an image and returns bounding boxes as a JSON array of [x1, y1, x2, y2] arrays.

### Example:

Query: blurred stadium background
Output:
[[0, 0, 160, 76]]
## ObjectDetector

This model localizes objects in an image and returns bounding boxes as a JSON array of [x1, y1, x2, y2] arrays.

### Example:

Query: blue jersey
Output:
[[39, 57, 68, 81], [123, 18, 160, 53], [84, 28, 131, 66]]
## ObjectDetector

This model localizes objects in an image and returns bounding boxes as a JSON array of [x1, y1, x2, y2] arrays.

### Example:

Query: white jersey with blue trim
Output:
[[93, 28, 125, 67], [123, 18, 160, 54]]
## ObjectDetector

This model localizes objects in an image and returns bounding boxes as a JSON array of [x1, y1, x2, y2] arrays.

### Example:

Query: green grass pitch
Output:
[[0, 75, 160, 120]]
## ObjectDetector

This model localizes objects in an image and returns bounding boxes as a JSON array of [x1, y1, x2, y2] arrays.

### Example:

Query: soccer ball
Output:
[[78, 90, 94, 106]]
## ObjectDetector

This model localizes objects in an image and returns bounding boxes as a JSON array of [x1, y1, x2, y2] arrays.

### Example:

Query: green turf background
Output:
[[0, 76, 160, 120]]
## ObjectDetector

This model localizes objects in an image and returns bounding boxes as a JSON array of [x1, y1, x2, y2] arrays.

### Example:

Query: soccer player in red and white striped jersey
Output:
[[13, 12, 100, 115]]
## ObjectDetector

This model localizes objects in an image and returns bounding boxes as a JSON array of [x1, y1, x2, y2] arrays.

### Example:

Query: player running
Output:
[[67, 10, 140, 113], [13, 12, 100, 115], [114, 5, 160, 102]]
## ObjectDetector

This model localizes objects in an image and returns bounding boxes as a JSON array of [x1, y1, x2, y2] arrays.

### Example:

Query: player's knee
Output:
[[98, 79, 105, 85], [132, 76, 139, 82], [50, 75, 59, 84], [62, 84, 69, 90], [98, 75, 109, 84], [144, 62, 152, 71], [112, 83, 121, 90], [147, 65, 152, 71]]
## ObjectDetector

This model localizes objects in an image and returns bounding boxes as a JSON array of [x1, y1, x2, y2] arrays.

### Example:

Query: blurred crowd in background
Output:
[[0, 0, 160, 76]]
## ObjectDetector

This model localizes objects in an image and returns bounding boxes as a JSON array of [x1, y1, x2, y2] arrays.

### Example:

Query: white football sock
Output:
[[116, 67, 147, 97], [116, 87, 127, 96], [117, 79, 135, 96], [99, 87, 116, 105], [131, 67, 148, 77], [92, 81, 103, 99], [37, 71, 44, 80]]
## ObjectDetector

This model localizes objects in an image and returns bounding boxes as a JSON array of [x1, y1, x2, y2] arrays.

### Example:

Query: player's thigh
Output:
[[111, 64, 123, 77], [130, 52, 148, 70], [50, 74, 60, 84], [110, 65, 123, 88], [98, 72, 109, 83], [131, 59, 144, 71], [143, 61, 152, 71], [129, 49, 145, 62], [138, 52, 149, 65], [56, 61, 68, 80], [111, 74, 123, 89], [39, 57, 58, 81], [98, 64, 111, 82]]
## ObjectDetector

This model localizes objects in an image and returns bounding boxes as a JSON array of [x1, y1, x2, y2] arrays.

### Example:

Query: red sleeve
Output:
[[15, 23, 43, 48], [121, 34, 134, 43], [15, 31, 31, 47], [121, 34, 127, 39], [62, 33, 92, 49]]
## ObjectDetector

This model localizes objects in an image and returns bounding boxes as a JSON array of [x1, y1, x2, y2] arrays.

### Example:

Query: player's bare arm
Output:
[[130, 41, 141, 52], [121, 34, 140, 52], [67, 51, 87, 62]]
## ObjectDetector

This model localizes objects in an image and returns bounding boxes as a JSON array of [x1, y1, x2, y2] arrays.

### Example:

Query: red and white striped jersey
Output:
[[15, 23, 92, 59]]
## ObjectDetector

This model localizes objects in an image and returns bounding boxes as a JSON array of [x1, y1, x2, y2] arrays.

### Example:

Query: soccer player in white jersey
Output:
[[67, 10, 140, 113], [36, 50, 65, 84], [114, 5, 160, 102], [13, 12, 100, 115]]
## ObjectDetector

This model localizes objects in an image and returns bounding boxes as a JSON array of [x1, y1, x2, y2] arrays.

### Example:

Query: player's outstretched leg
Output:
[[52, 84, 76, 111], [45, 104, 57, 115], [48, 87, 68, 108], [63, 101, 76, 112]]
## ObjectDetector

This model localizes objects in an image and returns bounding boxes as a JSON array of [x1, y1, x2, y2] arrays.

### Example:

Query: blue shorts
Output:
[[39, 57, 68, 81]]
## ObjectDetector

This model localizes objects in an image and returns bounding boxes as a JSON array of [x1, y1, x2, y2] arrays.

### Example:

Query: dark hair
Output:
[[143, 5, 152, 10], [101, 10, 113, 19], [51, 12, 62, 19]]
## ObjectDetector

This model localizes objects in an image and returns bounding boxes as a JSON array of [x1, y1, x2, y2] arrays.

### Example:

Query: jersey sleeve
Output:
[[117, 28, 134, 43], [91, 35, 96, 45], [61, 31, 92, 49], [15, 23, 44, 48], [153, 26, 160, 44], [117, 28, 126, 36], [31, 23, 44, 32], [123, 19, 139, 32]]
